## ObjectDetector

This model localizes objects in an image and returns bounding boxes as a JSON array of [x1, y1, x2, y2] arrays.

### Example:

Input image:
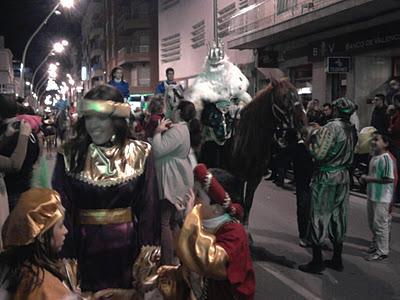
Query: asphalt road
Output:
[[249, 180, 400, 300]]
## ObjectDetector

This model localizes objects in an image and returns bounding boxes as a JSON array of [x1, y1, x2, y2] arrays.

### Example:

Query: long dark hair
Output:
[[64, 84, 129, 173], [0, 229, 66, 293], [178, 101, 202, 149], [110, 67, 124, 81]]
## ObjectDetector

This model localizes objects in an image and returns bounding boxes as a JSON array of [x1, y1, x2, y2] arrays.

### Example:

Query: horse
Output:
[[227, 77, 302, 227]]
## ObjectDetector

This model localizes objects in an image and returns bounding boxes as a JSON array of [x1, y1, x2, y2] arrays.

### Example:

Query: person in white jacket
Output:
[[152, 100, 200, 264]]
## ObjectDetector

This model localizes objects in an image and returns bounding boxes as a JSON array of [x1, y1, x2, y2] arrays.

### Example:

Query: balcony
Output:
[[228, 0, 400, 49], [117, 46, 151, 66], [117, 13, 151, 35]]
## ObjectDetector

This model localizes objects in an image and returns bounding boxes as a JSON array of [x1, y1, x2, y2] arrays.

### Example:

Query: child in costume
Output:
[[158, 164, 255, 300], [0, 188, 75, 299]]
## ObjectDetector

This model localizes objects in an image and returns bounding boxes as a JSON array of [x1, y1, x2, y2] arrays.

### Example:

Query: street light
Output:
[[20, 0, 77, 97], [31, 40, 68, 92]]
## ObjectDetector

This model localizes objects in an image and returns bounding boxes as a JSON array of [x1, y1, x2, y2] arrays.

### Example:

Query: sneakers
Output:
[[365, 252, 388, 261]]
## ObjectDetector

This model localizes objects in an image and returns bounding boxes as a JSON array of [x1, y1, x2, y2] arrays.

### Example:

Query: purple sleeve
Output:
[[135, 152, 160, 246], [51, 153, 77, 257]]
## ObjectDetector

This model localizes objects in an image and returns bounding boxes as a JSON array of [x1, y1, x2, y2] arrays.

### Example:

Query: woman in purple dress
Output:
[[52, 84, 160, 292]]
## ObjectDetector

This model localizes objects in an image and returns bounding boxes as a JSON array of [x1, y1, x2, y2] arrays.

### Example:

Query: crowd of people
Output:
[[0, 69, 398, 299]]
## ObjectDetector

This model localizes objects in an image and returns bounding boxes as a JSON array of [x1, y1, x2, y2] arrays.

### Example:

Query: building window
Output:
[[238, 0, 249, 10], [161, 33, 181, 63], [160, 0, 179, 11], [277, 0, 288, 14], [138, 64, 151, 87], [191, 20, 205, 49], [218, 2, 236, 39]]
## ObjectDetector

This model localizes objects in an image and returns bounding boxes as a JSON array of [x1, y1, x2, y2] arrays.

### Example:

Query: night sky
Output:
[[0, 0, 83, 77]]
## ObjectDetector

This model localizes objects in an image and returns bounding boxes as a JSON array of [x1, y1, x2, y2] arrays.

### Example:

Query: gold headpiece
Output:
[[2, 188, 65, 249], [78, 99, 131, 118]]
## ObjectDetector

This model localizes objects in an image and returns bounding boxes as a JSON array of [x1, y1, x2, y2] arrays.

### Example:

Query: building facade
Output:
[[158, 0, 255, 93], [81, 0, 159, 95], [226, 0, 400, 128], [105, 0, 159, 94]]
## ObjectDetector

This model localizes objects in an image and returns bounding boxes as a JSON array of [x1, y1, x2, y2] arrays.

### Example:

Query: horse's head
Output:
[[232, 77, 300, 179]]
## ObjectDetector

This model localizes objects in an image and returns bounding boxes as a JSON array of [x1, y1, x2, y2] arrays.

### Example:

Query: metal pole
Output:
[[31, 51, 53, 93], [34, 73, 48, 93], [35, 76, 49, 96], [213, 0, 218, 44], [20, 2, 61, 98]]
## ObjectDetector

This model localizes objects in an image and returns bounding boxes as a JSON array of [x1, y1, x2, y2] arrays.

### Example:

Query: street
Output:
[[250, 180, 400, 300], [39, 155, 400, 299]]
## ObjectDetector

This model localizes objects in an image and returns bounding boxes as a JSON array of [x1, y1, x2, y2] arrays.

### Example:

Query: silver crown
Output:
[[207, 40, 225, 66]]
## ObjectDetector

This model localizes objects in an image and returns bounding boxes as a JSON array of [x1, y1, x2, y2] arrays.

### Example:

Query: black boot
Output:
[[325, 243, 344, 272], [299, 246, 325, 274]]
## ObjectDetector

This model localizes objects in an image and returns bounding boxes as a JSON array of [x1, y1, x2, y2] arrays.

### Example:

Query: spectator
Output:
[[151, 101, 196, 264], [155, 68, 184, 118], [388, 93, 400, 148], [361, 134, 396, 261], [145, 96, 165, 139], [371, 94, 389, 135], [387, 79, 400, 105], [350, 104, 360, 132], [321, 103, 333, 125], [0, 120, 32, 250], [306, 99, 323, 124], [0, 94, 40, 210], [108, 67, 130, 100], [294, 128, 314, 247]]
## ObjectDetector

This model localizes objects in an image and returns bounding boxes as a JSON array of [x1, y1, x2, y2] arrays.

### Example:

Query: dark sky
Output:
[[0, 0, 83, 75]]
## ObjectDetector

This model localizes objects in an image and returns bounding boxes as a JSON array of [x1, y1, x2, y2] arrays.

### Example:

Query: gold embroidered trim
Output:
[[66, 140, 151, 187], [79, 208, 132, 225]]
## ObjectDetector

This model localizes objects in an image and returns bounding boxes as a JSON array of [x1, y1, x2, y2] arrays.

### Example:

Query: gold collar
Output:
[[67, 140, 151, 187]]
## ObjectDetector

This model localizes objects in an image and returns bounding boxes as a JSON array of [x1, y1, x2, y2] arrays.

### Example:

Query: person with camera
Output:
[[0, 94, 40, 211]]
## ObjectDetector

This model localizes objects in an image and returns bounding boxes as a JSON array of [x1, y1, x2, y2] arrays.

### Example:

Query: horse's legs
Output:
[[243, 176, 262, 227]]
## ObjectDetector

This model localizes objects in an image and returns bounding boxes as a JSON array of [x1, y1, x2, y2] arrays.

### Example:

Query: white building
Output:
[[158, 0, 255, 92], [226, 0, 400, 128]]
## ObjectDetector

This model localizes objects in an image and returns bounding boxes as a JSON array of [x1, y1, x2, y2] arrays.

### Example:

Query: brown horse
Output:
[[229, 78, 302, 226]]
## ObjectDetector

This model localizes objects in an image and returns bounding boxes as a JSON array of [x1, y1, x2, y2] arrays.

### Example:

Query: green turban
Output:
[[332, 97, 356, 116]]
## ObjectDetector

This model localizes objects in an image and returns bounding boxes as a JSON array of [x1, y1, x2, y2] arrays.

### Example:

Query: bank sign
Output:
[[309, 21, 400, 61], [326, 57, 350, 73]]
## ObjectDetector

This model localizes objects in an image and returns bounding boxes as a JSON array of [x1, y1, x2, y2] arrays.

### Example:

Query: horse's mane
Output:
[[231, 78, 298, 180]]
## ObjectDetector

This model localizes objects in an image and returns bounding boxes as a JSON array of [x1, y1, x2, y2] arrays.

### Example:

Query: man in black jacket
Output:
[[371, 94, 388, 135]]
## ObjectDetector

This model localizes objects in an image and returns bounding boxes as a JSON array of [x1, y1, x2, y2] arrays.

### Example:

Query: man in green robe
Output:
[[299, 97, 357, 274]]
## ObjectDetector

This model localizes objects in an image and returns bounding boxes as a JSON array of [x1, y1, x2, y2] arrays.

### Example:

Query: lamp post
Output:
[[31, 40, 68, 94], [19, 0, 75, 98]]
